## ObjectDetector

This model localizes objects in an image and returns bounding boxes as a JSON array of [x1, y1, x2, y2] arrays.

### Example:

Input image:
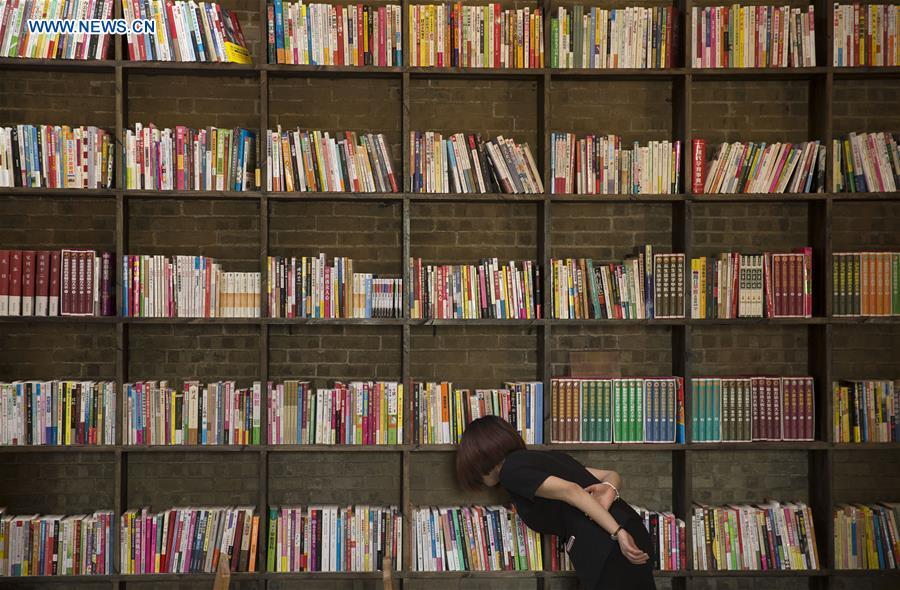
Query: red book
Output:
[[357, 4, 364, 65], [34, 250, 50, 316], [231, 510, 245, 572], [378, 6, 387, 66], [21, 250, 35, 316], [324, 265, 332, 318], [61, 250, 71, 315], [691, 139, 706, 193], [84, 250, 95, 316], [0, 250, 9, 316], [100, 252, 112, 316], [335, 5, 344, 65]]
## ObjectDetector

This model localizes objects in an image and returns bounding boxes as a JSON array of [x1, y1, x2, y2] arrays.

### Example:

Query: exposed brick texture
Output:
[[550, 203, 673, 260], [551, 325, 675, 377], [832, 202, 900, 252], [691, 326, 809, 376], [832, 450, 900, 505], [0, 197, 116, 252], [0, 452, 115, 514], [269, 452, 401, 506], [832, 79, 900, 135], [832, 325, 900, 380], [0, 323, 118, 380], [691, 451, 809, 506], [0, 71, 116, 128], [127, 74, 260, 130], [691, 202, 810, 255]]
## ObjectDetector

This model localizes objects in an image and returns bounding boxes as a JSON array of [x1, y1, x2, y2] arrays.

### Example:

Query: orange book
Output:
[[247, 515, 259, 572]]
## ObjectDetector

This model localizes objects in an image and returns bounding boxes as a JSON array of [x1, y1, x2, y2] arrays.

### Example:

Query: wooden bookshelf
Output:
[[1, 0, 898, 588]]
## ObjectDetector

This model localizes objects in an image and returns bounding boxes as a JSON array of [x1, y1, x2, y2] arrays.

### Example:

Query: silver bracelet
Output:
[[599, 480, 620, 500]]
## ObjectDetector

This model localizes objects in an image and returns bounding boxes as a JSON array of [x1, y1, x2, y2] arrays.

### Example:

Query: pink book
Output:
[[767, 144, 792, 193]]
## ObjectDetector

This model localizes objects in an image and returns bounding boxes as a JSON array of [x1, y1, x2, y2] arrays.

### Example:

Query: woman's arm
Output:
[[585, 467, 622, 490]]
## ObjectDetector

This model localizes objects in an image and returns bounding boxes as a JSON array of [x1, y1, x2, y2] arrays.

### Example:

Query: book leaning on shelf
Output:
[[120, 506, 259, 574], [121, 0, 252, 63], [408, 258, 541, 319], [832, 132, 900, 192], [691, 5, 817, 68], [697, 139, 826, 194], [0, 125, 114, 188], [268, 2, 402, 66], [834, 503, 900, 569], [0, 249, 115, 317], [833, 380, 899, 443], [122, 255, 261, 318], [124, 123, 258, 191], [267, 380, 403, 445], [413, 505, 543, 571], [265, 128, 398, 192], [690, 249, 813, 319], [550, 249, 686, 319], [551, 133, 682, 195], [692, 376, 815, 442], [551, 377, 685, 443], [410, 132, 544, 194], [692, 501, 820, 570], [0, 381, 116, 446], [0, 0, 114, 60], [0, 510, 113, 576], [123, 381, 261, 445], [409, 3, 544, 68], [834, 4, 900, 66], [832, 252, 899, 316], [412, 381, 543, 444], [551, 6, 679, 69], [266, 505, 401, 572]]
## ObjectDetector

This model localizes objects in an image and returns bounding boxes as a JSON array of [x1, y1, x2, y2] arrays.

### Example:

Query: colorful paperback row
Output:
[[833, 380, 900, 443], [551, 377, 685, 443], [124, 123, 258, 191], [268, 255, 402, 319], [696, 139, 826, 194], [122, 0, 252, 63], [268, 2, 401, 66], [410, 132, 543, 194], [550, 250, 685, 320], [833, 132, 900, 193], [551, 6, 678, 69], [0, 249, 115, 317], [0, 510, 113, 576], [408, 258, 541, 320], [122, 255, 261, 318], [0, 381, 116, 446], [834, 503, 900, 569], [409, 4, 544, 68], [413, 505, 543, 571], [123, 381, 261, 446], [0, 125, 114, 188], [120, 506, 259, 574], [412, 382, 543, 445], [551, 134, 681, 195], [691, 5, 817, 68], [267, 381, 403, 445], [0, 0, 113, 59], [266, 505, 401, 572], [691, 376, 815, 442], [692, 502, 820, 570], [266, 128, 398, 193], [834, 4, 900, 66], [832, 252, 899, 317], [689, 250, 813, 319]]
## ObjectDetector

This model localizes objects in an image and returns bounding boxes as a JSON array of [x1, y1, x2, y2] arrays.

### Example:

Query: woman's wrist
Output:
[[598, 480, 620, 500]]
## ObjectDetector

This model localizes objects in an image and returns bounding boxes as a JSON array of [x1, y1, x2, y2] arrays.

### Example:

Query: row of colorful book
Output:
[[0, 0, 113, 60], [834, 503, 900, 569], [696, 140, 826, 194], [0, 510, 113, 576], [833, 380, 899, 443], [832, 252, 899, 317], [833, 4, 900, 66], [833, 132, 900, 193], [0, 125, 114, 189]]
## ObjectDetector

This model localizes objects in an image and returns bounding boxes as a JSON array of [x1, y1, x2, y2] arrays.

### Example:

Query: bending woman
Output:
[[456, 415, 657, 590]]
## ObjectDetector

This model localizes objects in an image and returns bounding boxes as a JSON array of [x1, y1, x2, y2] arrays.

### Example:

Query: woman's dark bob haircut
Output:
[[456, 415, 526, 491]]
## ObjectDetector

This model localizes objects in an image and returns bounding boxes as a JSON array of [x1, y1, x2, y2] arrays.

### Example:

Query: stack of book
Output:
[[268, 2, 402, 66], [0, 0, 114, 59], [123, 123, 258, 191], [550, 250, 686, 319], [413, 505, 543, 571], [0, 249, 116, 317], [692, 502, 820, 570], [266, 505, 402, 572], [832, 132, 900, 193], [122, 0, 252, 63], [123, 381, 261, 446], [0, 125, 114, 188], [412, 381, 543, 444], [551, 377, 685, 443], [121, 255, 261, 318], [551, 134, 681, 195], [0, 510, 113, 576], [0, 381, 116, 446], [696, 139, 826, 194], [267, 381, 403, 445], [834, 503, 900, 569], [266, 128, 398, 193], [408, 258, 541, 320], [550, 6, 679, 69], [691, 5, 817, 67], [691, 376, 815, 442], [409, 4, 544, 68], [689, 250, 813, 319], [832, 252, 899, 316], [834, 4, 900, 66], [833, 380, 899, 443], [409, 132, 543, 194], [268, 255, 403, 319], [120, 506, 259, 573]]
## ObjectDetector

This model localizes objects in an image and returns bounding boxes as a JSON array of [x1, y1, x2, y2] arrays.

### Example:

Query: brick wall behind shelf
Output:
[[832, 325, 900, 380], [691, 203, 809, 256], [550, 203, 673, 260], [0, 452, 115, 514], [691, 451, 809, 506], [0, 323, 118, 380], [405, 579, 538, 590], [833, 450, 900, 505], [269, 582, 377, 590], [832, 202, 900, 252], [123, 582, 262, 590], [832, 577, 900, 590], [690, 326, 809, 376], [127, 74, 260, 130], [269, 452, 401, 506], [551, 325, 674, 377], [0, 197, 116, 252], [690, 579, 812, 590], [0, 71, 115, 128], [832, 79, 900, 136]]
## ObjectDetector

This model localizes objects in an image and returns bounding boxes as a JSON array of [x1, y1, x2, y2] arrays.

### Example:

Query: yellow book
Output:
[[64, 383, 71, 445], [397, 384, 403, 443]]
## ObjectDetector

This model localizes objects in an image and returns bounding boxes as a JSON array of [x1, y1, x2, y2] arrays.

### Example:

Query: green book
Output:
[[591, 380, 600, 441], [586, 259, 602, 319], [613, 380, 622, 441], [266, 507, 278, 572], [635, 380, 644, 441], [712, 379, 721, 441], [573, 5, 583, 69], [551, 18, 559, 68]]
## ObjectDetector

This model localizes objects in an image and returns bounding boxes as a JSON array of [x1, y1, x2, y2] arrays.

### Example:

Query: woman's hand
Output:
[[584, 483, 617, 510], [616, 529, 650, 565]]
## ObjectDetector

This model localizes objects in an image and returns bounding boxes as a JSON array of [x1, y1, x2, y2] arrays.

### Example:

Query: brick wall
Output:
[[0, 323, 118, 380], [0, 71, 115, 128], [551, 203, 673, 260], [0, 451, 115, 514], [692, 202, 810, 255], [551, 325, 674, 377], [832, 325, 900, 380], [269, 452, 401, 506], [0, 197, 116, 251], [833, 79, 900, 136], [127, 74, 260, 130], [832, 202, 900, 251], [832, 450, 900, 505], [691, 326, 809, 376], [691, 451, 809, 506]]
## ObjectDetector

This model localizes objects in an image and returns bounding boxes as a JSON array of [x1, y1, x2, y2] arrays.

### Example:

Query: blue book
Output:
[[365, 275, 372, 318], [535, 382, 543, 443], [235, 129, 246, 191]]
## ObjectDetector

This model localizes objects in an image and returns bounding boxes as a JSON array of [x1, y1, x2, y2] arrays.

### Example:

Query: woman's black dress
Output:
[[499, 449, 656, 590]]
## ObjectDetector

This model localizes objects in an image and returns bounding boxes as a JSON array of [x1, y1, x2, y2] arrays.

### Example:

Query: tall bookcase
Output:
[[1, 0, 899, 588]]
